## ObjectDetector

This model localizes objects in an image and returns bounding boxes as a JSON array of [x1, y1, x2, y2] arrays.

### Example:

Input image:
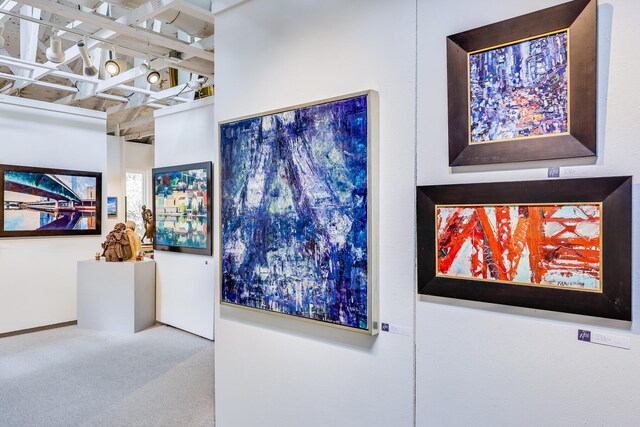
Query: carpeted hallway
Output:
[[0, 325, 214, 427]]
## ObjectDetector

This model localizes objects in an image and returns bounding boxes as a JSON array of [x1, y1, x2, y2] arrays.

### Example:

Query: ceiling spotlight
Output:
[[140, 63, 160, 85], [147, 70, 160, 85], [46, 32, 65, 63], [77, 41, 98, 77], [105, 46, 128, 77], [105, 58, 127, 76], [0, 22, 5, 50]]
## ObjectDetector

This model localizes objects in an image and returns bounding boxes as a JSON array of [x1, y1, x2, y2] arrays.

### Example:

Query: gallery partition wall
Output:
[[209, 0, 640, 425], [0, 95, 107, 335], [213, 1, 416, 426], [416, 0, 640, 425], [154, 98, 215, 340]]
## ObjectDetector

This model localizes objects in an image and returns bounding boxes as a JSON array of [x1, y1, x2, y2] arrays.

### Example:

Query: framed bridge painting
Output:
[[417, 177, 631, 321], [0, 164, 102, 237], [447, 0, 596, 166], [219, 91, 379, 334]]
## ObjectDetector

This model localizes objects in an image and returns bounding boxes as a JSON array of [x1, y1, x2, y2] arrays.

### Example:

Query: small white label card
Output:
[[578, 329, 631, 350], [380, 323, 412, 336]]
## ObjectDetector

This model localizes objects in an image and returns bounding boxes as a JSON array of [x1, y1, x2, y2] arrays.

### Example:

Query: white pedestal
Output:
[[77, 259, 156, 333]]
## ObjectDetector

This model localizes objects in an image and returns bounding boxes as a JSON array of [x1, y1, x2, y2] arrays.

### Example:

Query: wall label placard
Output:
[[578, 329, 630, 350], [380, 323, 412, 336]]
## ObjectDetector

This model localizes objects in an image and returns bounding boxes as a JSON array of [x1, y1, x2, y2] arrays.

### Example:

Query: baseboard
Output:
[[156, 321, 214, 342], [0, 320, 78, 339]]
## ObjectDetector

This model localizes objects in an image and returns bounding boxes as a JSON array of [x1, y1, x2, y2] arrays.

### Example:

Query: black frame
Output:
[[152, 161, 213, 256], [0, 164, 102, 238], [447, 0, 596, 166], [417, 177, 631, 321]]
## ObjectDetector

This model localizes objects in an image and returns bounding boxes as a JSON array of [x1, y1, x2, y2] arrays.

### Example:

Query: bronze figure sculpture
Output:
[[101, 223, 132, 262], [141, 205, 155, 244]]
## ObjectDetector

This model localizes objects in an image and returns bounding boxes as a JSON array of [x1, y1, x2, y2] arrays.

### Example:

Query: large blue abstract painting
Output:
[[469, 31, 569, 143], [220, 93, 374, 332]]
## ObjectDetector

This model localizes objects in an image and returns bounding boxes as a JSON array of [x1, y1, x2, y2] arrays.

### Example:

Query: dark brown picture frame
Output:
[[0, 164, 102, 238], [152, 161, 213, 256], [417, 177, 631, 321], [447, 0, 596, 166]]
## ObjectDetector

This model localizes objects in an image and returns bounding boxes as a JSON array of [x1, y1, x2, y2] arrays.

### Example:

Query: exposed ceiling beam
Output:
[[190, 34, 214, 50], [123, 129, 154, 141], [19, 6, 41, 67], [17, 0, 214, 61], [0, 54, 60, 72], [108, 110, 154, 134], [0, 0, 213, 123], [121, 0, 181, 27], [0, 54, 197, 107], [96, 92, 129, 103], [0, 0, 18, 23], [171, 0, 214, 24], [106, 80, 195, 114], [60, 0, 103, 9], [211, 0, 247, 15], [54, 57, 166, 104], [3, 30, 109, 94], [0, 71, 78, 92], [4, 0, 213, 93]]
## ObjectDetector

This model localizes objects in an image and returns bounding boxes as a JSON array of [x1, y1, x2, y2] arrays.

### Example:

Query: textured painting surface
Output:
[[4, 171, 97, 231], [437, 204, 601, 290], [469, 31, 569, 143], [155, 168, 209, 249], [220, 95, 370, 330]]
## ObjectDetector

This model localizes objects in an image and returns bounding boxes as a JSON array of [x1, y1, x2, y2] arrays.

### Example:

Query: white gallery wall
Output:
[[0, 96, 107, 335], [105, 138, 154, 230], [154, 98, 215, 340], [214, 1, 416, 426], [416, 0, 640, 425], [106, 136, 124, 229]]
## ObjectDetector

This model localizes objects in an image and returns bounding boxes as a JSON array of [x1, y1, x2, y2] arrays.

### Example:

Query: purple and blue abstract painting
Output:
[[220, 95, 371, 331], [469, 31, 569, 143]]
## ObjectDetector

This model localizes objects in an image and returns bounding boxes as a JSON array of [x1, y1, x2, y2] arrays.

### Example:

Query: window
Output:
[[125, 171, 149, 236]]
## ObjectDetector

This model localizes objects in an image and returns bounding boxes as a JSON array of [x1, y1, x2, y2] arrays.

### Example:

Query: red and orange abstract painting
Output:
[[436, 204, 601, 291]]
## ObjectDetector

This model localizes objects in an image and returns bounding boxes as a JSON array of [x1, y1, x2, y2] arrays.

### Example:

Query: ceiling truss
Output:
[[0, 0, 228, 143]]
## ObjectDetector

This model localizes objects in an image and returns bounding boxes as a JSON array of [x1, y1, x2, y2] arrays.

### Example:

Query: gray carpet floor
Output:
[[0, 325, 214, 427]]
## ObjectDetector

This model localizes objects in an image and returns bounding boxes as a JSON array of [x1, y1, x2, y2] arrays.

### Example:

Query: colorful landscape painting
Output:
[[3, 170, 98, 231], [469, 31, 569, 143], [154, 166, 209, 250], [107, 197, 117, 217], [220, 95, 371, 331], [436, 204, 601, 290]]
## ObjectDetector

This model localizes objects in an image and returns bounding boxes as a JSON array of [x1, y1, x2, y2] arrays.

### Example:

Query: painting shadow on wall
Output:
[[595, 3, 613, 164], [450, 156, 596, 174], [219, 305, 377, 351], [418, 294, 630, 330], [631, 184, 640, 333]]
